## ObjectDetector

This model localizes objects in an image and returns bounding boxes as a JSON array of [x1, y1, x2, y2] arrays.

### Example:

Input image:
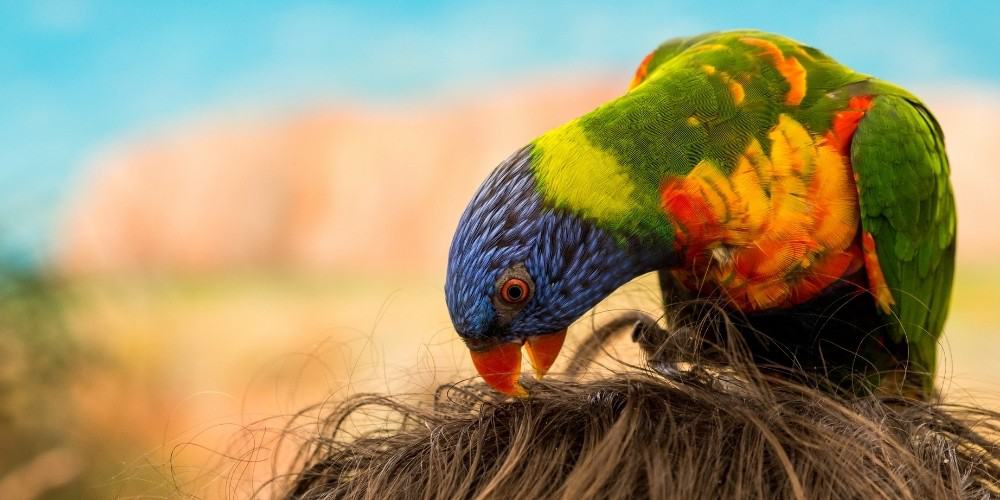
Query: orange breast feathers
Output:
[[661, 113, 865, 311]]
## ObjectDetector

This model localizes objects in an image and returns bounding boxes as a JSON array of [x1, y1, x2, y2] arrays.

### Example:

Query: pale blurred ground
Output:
[[1, 3, 999, 498]]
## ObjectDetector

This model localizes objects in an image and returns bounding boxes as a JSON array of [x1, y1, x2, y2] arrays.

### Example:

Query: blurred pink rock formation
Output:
[[54, 79, 622, 274], [52, 81, 1000, 274]]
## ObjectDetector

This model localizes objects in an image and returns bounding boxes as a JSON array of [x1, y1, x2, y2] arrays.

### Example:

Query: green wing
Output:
[[851, 94, 956, 394]]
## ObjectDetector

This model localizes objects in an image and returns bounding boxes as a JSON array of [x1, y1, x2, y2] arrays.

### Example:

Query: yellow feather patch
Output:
[[769, 114, 814, 176], [688, 43, 728, 54], [794, 46, 814, 60], [729, 153, 769, 233], [728, 80, 745, 105], [664, 114, 862, 311], [685, 160, 738, 230], [810, 144, 859, 250], [533, 120, 634, 224], [742, 139, 772, 187]]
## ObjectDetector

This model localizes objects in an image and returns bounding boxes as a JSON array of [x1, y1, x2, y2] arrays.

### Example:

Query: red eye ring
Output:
[[499, 278, 530, 304]]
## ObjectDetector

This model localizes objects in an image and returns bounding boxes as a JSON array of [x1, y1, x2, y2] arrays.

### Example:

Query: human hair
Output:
[[280, 360, 1000, 499]]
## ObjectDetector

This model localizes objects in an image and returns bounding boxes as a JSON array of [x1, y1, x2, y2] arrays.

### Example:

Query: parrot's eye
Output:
[[500, 278, 530, 304], [493, 263, 534, 323]]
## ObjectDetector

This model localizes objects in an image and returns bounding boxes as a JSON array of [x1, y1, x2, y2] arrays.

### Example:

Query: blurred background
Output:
[[1, 1, 998, 498]]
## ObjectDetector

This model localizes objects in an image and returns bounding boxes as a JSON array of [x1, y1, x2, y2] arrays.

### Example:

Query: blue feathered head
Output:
[[444, 145, 656, 395]]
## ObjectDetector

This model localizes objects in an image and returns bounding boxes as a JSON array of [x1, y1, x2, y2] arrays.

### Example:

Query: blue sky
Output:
[[1, 0, 998, 265]]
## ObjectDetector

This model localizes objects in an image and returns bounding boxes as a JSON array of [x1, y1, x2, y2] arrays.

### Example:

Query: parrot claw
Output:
[[630, 317, 665, 352]]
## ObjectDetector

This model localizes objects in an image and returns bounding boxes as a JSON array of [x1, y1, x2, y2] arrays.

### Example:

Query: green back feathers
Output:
[[529, 31, 867, 241], [851, 95, 956, 391]]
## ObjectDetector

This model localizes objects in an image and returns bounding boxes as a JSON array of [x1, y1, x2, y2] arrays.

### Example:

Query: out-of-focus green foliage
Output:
[[0, 270, 74, 455], [0, 269, 91, 499]]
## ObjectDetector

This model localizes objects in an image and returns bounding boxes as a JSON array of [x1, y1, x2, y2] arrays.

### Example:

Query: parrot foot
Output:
[[565, 311, 720, 378], [565, 312, 661, 377], [631, 317, 669, 353], [632, 319, 701, 376]]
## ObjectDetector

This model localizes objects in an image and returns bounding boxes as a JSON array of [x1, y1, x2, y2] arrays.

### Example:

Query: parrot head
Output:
[[445, 145, 661, 396]]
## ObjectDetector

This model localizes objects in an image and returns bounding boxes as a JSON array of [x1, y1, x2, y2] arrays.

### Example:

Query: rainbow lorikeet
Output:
[[445, 30, 955, 398]]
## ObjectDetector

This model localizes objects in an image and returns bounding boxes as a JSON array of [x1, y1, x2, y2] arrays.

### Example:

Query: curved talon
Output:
[[630, 317, 664, 347]]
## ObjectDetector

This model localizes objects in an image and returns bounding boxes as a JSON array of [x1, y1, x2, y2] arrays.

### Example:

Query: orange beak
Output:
[[468, 330, 567, 397]]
